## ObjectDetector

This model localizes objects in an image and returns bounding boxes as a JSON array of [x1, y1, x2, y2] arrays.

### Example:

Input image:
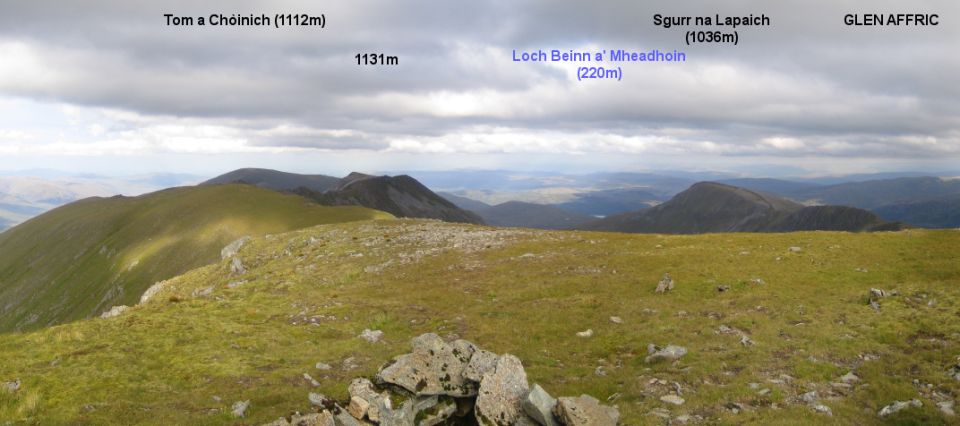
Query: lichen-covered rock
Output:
[[464, 349, 498, 383], [553, 395, 619, 426], [359, 329, 384, 343], [523, 384, 559, 426], [262, 411, 336, 426], [475, 354, 530, 426], [347, 378, 390, 422], [377, 333, 479, 396], [230, 256, 246, 275]]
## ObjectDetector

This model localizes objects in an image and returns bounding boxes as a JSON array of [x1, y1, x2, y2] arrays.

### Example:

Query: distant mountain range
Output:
[[581, 182, 903, 233]]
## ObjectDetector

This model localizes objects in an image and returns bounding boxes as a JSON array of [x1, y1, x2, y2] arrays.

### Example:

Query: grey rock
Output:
[[139, 280, 170, 304], [788, 246, 802, 253], [303, 373, 320, 387], [840, 372, 860, 384], [342, 357, 359, 371], [377, 333, 479, 396], [655, 273, 674, 293], [416, 397, 457, 426], [553, 395, 619, 426], [359, 329, 384, 343], [575, 329, 593, 338], [308, 392, 330, 407], [800, 391, 818, 404], [315, 362, 333, 371], [221, 236, 251, 259], [938, 401, 955, 416], [192, 286, 214, 297], [878, 399, 922, 417], [523, 384, 559, 426], [232, 400, 250, 418], [227, 280, 246, 289], [717, 285, 731, 292], [740, 335, 755, 346], [475, 354, 530, 426], [645, 344, 687, 363], [950, 364, 960, 381], [3, 379, 20, 393], [609, 316, 623, 324], [348, 378, 390, 423], [262, 412, 336, 426], [464, 349, 499, 383], [870, 288, 888, 299], [812, 404, 832, 416], [230, 256, 246, 275], [100, 305, 129, 319], [660, 394, 685, 406]]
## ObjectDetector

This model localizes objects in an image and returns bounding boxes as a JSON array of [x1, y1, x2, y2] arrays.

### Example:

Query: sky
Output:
[[0, 0, 957, 178]]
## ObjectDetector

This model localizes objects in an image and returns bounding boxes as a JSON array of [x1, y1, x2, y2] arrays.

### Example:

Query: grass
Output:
[[0, 220, 957, 425], [0, 184, 392, 333]]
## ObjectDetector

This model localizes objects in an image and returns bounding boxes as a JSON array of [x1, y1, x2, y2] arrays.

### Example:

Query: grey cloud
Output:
[[0, 0, 956, 161]]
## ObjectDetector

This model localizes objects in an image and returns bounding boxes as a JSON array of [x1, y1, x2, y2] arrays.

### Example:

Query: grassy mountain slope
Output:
[[202, 168, 341, 192], [785, 177, 960, 210], [0, 184, 390, 332], [0, 220, 957, 424]]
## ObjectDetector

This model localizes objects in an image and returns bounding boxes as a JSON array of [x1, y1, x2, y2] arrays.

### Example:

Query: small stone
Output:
[[308, 393, 328, 407], [878, 399, 922, 417], [315, 362, 332, 371], [645, 345, 687, 363], [348, 396, 370, 420], [750, 278, 765, 285], [757, 388, 771, 396], [812, 404, 832, 416], [717, 285, 731, 292], [232, 400, 250, 418], [303, 373, 320, 387], [740, 335, 755, 346], [840, 372, 859, 384], [100, 305, 129, 319], [660, 394, 685, 406], [609, 316, 623, 324], [359, 329, 384, 343], [342, 357, 359, 371], [747, 383, 760, 390], [3, 379, 20, 393], [594, 366, 606, 376], [788, 247, 802, 253], [554, 395, 619, 426], [523, 384, 559, 426], [800, 391, 818, 404], [655, 273, 674, 293], [576, 329, 594, 338]]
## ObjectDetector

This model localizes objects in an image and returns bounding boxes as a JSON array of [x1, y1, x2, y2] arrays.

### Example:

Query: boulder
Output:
[[645, 344, 687, 363], [938, 401, 955, 417], [347, 378, 390, 422], [262, 412, 336, 426], [475, 354, 530, 426], [523, 384, 559, 426], [377, 333, 479, 396], [879, 399, 922, 417], [655, 273, 674, 293], [221, 236, 251, 259], [840, 372, 859, 384], [553, 395, 619, 426]]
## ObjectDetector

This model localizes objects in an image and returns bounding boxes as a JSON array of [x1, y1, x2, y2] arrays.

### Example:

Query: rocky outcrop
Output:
[[263, 333, 619, 426], [100, 305, 129, 319]]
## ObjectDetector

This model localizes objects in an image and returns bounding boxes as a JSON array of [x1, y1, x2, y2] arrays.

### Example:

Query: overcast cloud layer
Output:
[[0, 0, 956, 176]]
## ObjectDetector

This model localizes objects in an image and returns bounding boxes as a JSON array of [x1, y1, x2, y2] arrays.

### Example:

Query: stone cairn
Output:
[[264, 333, 619, 426]]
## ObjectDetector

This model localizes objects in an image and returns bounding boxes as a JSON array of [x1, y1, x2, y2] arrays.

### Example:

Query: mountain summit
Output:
[[582, 182, 902, 233]]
